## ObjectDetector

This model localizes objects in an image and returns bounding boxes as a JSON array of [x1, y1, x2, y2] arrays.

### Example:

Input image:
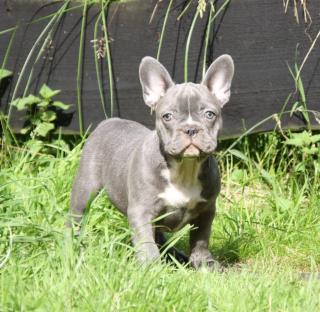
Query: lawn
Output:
[[0, 132, 320, 311]]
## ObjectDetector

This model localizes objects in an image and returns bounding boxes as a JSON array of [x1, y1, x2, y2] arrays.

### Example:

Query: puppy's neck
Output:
[[165, 157, 205, 187]]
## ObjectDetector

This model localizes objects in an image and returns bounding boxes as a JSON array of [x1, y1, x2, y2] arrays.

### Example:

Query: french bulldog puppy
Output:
[[70, 55, 234, 268]]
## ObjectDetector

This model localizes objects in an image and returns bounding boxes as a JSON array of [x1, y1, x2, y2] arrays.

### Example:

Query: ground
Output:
[[0, 134, 319, 311]]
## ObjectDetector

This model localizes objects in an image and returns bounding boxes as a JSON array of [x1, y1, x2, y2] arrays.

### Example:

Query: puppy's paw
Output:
[[189, 249, 222, 271], [136, 243, 161, 266]]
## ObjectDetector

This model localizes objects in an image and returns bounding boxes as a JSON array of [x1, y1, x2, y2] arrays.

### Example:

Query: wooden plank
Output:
[[0, 0, 319, 138]]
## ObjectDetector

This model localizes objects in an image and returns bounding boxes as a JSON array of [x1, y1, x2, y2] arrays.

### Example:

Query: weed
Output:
[[0, 69, 12, 81], [10, 84, 71, 153]]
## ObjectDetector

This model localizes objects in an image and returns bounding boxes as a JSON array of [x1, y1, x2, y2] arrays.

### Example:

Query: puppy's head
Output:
[[139, 55, 234, 159]]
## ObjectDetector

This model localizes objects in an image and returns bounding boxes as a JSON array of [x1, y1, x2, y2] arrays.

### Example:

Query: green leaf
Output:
[[51, 139, 70, 152], [11, 95, 41, 111], [230, 168, 248, 184], [52, 101, 71, 110], [40, 111, 56, 122], [0, 68, 12, 80], [275, 196, 293, 212], [33, 122, 54, 137], [228, 149, 249, 162], [30, 114, 42, 126], [310, 134, 320, 144], [296, 71, 306, 104], [36, 100, 50, 108], [294, 64, 306, 103], [302, 146, 319, 155], [26, 139, 44, 154], [285, 131, 311, 147], [39, 84, 60, 99], [290, 101, 299, 117], [294, 162, 305, 172], [20, 125, 32, 135]]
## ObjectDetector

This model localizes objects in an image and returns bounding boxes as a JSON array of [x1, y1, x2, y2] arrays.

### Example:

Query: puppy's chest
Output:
[[158, 181, 204, 210], [157, 167, 207, 229]]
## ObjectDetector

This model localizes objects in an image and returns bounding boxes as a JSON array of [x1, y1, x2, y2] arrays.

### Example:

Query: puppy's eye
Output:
[[162, 113, 173, 122], [205, 111, 216, 120]]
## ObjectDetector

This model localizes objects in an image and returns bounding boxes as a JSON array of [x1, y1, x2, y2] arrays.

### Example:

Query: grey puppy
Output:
[[70, 54, 234, 268]]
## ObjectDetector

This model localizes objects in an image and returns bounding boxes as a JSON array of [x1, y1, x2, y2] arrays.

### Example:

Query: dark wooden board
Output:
[[0, 0, 319, 138]]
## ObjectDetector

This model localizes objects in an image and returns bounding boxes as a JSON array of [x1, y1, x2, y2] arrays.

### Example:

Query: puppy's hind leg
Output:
[[67, 170, 101, 233]]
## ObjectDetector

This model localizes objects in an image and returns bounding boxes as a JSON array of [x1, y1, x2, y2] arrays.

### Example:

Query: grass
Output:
[[0, 130, 319, 311]]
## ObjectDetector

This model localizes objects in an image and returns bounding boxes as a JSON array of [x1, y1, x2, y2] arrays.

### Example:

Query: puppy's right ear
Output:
[[139, 57, 174, 108], [202, 54, 234, 108]]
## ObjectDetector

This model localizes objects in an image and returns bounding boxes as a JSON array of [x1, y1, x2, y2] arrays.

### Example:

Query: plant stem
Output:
[[1, 28, 16, 70], [8, 6, 61, 121], [156, 0, 173, 61], [184, 9, 199, 82], [101, 0, 114, 117], [93, 13, 107, 118], [23, 1, 70, 98], [77, 0, 88, 136], [202, 2, 214, 79]]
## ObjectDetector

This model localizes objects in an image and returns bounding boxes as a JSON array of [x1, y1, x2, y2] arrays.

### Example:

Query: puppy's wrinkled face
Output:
[[139, 55, 234, 158], [156, 83, 222, 158]]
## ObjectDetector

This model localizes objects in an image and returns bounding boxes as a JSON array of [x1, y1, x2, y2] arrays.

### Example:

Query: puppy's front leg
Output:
[[189, 204, 220, 270], [128, 207, 160, 265]]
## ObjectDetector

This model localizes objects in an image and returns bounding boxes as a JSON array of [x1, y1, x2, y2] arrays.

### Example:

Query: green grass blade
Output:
[[0, 4, 84, 37], [23, 1, 70, 98], [1, 27, 17, 71], [156, 0, 173, 61], [76, 0, 89, 136], [100, 0, 114, 117], [202, 1, 214, 78], [184, 9, 199, 82], [7, 5, 61, 120], [93, 13, 108, 118]]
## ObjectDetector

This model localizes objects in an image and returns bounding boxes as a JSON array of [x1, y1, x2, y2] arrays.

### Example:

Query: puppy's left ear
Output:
[[202, 54, 234, 107], [139, 57, 174, 108]]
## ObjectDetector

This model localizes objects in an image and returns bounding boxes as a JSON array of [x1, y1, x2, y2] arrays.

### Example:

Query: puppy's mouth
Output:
[[165, 140, 217, 159], [182, 143, 202, 158]]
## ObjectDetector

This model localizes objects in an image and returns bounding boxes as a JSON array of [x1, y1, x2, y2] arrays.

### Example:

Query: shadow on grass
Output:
[[213, 240, 241, 266], [212, 233, 256, 267]]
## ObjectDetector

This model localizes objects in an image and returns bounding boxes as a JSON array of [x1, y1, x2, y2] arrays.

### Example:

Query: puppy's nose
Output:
[[185, 128, 198, 137]]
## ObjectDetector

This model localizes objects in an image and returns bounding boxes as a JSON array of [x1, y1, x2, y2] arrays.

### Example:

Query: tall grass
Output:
[[100, 0, 115, 118], [76, 0, 88, 136], [156, 0, 173, 61], [0, 126, 319, 310], [93, 14, 108, 117], [7, 2, 70, 121]]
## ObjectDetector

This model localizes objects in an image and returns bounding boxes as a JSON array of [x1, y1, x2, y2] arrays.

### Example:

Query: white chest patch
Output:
[[158, 160, 206, 210], [158, 182, 204, 210]]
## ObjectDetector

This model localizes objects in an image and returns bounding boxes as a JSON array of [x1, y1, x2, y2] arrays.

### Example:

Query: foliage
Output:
[[11, 84, 69, 138], [284, 130, 320, 174], [0, 68, 12, 81], [10, 84, 71, 153]]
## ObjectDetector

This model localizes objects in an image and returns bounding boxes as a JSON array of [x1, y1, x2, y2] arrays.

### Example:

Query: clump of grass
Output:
[[0, 129, 319, 310]]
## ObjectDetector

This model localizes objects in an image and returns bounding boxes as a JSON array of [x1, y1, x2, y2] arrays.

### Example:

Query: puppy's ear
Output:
[[202, 54, 234, 107], [139, 57, 174, 108]]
